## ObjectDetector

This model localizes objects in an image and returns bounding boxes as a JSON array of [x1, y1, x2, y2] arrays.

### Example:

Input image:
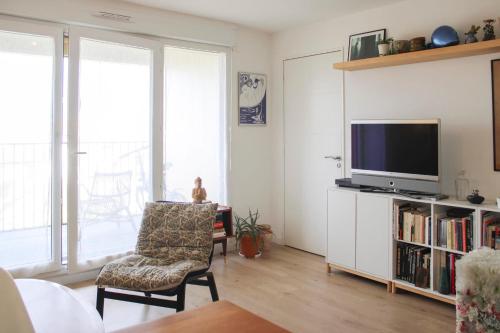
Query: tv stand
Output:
[[326, 186, 500, 305], [360, 187, 448, 201]]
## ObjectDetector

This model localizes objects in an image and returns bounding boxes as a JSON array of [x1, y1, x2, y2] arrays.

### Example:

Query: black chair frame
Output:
[[96, 247, 219, 318]]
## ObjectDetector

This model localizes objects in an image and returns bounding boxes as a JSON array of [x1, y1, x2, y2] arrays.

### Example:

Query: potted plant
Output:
[[377, 38, 393, 56], [234, 209, 263, 258]]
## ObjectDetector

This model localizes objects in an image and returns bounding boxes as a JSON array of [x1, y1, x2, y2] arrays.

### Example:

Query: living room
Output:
[[1, 0, 499, 332]]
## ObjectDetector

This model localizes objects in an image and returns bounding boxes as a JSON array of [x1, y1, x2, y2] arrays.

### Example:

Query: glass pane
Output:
[[163, 47, 226, 204], [78, 39, 151, 261], [0, 30, 54, 268]]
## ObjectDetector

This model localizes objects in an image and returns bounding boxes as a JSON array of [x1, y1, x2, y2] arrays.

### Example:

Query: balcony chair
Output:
[[95, 202, 220, 317], [80, 171, 135, 237]]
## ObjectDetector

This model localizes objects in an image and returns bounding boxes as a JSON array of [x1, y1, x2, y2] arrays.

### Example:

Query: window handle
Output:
[[324, 155, 341, 161]]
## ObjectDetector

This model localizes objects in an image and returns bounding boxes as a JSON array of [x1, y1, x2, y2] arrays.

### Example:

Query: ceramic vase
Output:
[[378, 43, 390, 56]]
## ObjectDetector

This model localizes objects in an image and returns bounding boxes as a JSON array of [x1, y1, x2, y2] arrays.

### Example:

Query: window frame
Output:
[[161, 38, 231, 204], [0, 16, 65, 277]]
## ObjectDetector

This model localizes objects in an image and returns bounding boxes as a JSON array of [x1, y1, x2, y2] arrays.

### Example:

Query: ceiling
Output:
[[121, 0, 404, 32]]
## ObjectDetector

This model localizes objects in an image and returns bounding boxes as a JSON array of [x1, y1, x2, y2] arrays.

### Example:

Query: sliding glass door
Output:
[[163, 46, 228, 204], [0, 19, 63, 276], [0, 17, 229, 277], [67, 27, 162, 271]]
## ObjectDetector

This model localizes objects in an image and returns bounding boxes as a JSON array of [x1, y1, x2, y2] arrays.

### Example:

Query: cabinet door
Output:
[[327, 189, 356, 269], [355, 193, 390, 279]]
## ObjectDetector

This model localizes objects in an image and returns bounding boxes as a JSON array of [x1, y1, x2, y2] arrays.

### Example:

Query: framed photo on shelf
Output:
[[492, 58, 500, 171], [348, 29, 386, 61], [238, 72, 267, 125]]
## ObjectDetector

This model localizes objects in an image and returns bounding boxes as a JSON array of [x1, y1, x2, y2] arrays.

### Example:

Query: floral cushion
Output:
[[96, 202, 218, 291], [456, 248, 500, 333], [95, 255, 208, 291]]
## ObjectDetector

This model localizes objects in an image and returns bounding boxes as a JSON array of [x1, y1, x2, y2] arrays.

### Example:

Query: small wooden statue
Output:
[[192, 177, 207, 204]]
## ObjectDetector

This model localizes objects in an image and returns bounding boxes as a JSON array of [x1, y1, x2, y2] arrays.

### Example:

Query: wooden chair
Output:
[[95, 202, 219, 317]]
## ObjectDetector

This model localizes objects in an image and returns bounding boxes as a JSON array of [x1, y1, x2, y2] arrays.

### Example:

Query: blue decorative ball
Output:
[[431, 25, 459, 47]]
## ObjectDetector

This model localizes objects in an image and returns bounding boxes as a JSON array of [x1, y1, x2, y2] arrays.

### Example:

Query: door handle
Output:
[[74, 152, 87, 155], [324, 155, 341, 161]]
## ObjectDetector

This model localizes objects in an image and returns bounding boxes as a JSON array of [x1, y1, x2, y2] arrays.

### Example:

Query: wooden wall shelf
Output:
[[333, 39, 500, 71]]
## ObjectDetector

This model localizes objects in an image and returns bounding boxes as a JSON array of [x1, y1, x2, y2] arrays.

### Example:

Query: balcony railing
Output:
[[0, 141, 150, 232]]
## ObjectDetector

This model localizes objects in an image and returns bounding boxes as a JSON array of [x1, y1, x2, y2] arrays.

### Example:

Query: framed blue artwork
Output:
[[239, 72, 267, 125]]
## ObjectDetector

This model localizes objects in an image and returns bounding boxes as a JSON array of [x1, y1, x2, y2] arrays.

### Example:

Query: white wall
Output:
[[230, 29, 273, 230], [271, 0, 500, 242]]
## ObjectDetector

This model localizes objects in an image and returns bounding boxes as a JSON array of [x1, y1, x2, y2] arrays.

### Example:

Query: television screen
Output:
[[351, 121, 439, 180]]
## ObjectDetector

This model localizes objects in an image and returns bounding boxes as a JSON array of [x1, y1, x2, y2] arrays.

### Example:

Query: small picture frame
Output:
[[238, 72, 267, 125], [492, 59, 500, 171], [348, 29, 386, 61]]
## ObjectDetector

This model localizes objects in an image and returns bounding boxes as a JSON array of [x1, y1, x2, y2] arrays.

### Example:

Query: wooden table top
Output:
[[113, 300, 289, 333]]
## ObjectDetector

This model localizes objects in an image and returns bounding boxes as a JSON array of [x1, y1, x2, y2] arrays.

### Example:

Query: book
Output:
[[450, 254, 456, 294], [213, 221, 224, 229], [396, 243, 430, 288], [483, 212, 500, 249], [436, 251, 461, 295], [213, 231, 227, 238], [396, 205, 430, 245], [437, 216, 473, 252], [461, 218, 466, 253], [425, 216, 431, 245]]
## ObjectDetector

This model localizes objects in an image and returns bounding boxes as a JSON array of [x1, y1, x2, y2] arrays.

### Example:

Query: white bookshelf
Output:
[[326, 187, 496, 305], [392, 198, 479, 305]]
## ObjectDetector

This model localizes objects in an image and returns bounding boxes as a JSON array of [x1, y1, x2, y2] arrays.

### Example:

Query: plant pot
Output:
[[378, 43, 390, 56], [239, 235, 260, 258], [259, 224, 273, 255]]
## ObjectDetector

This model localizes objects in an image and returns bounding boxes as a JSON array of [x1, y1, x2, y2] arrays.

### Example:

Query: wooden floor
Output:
[[70, 245, 455, 333]]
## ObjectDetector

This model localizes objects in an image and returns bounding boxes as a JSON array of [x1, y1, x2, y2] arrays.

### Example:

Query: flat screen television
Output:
[[351, 119, 441, 194]]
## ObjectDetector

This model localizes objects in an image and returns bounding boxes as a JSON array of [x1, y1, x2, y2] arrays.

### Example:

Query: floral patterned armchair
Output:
[[456, 248, 500, 333], [95, 202, 219, 317]]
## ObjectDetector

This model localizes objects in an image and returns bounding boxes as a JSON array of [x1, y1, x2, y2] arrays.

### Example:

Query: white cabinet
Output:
[[355, 193, 390, 279], [327, 188, 390, 280], [327, 189, 356, 269]]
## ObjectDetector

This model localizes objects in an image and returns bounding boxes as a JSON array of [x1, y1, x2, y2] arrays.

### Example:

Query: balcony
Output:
[[0, 141, 187, 269]]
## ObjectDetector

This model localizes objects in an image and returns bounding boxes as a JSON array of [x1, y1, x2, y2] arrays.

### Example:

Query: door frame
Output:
[[67, 26, 164, 272], [282, 48, 346, 250]]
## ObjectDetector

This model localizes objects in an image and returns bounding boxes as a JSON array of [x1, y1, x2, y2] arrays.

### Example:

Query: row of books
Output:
[[395, 204, 431, 245], [482, 212, 500, 249], [213, 221, 226, 238], [436, 216, 473, 253], [395, 243, 431, 289], [435, 251, 461, 295]]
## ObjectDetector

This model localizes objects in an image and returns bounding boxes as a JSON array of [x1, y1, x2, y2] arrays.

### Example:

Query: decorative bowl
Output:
[[431, 26, 459, 48], [467, 193, 485, 205]]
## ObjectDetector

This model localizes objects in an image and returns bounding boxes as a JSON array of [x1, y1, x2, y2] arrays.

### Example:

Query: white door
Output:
[[67, 27, 163, 272], [356, 193, 390, 278], [284, 51, 343, 255], [327, 189, 356, 268]]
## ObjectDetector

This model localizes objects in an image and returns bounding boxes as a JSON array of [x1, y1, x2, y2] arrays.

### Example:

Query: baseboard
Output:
[[272, 237, 285, 245], [44, 269, 100, 285]]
